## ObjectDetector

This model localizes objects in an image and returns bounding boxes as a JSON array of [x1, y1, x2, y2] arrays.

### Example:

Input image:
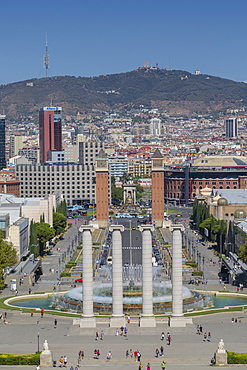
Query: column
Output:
[[139, 225, 156, 327], [109, 225, 125, 327], [169, 224, 192, 327], [79, 225, 96, 327]]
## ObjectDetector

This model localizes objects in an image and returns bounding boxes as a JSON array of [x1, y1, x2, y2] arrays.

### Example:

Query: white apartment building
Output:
[[15, 163, 96, 205]]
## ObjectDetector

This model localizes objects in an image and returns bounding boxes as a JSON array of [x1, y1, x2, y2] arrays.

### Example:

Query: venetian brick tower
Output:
[[95, 149, 109, 227], [151, 148, 164, 227]]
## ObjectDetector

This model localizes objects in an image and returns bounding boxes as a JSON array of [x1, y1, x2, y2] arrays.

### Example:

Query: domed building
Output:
[[234, 209, 247, 219]]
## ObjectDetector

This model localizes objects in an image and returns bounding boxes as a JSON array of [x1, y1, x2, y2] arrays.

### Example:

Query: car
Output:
[[75, 278, 83, 283], [67, 216, 74, 219], [132, 227, 136, 230]]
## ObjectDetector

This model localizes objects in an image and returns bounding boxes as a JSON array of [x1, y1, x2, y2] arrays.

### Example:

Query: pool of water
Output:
[[9, 295, 247, 311]]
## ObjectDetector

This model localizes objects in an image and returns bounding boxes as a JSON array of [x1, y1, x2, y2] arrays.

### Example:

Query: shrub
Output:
[[185, 261, 198, 268], [192, 270, 203, 276], [61, 272, 71, 277], [228, 352, 247, 364], [0, 353, 40, 365], [77, 245, 82, 249], [65, 262, 76, 268]]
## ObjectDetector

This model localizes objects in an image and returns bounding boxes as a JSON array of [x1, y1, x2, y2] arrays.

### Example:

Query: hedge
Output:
[[228, 352, 247, 364], [61, 272, 71, 277], [185, 261, 198, 268], [0, 353, 40, 365], [192, 270, 203, 276]]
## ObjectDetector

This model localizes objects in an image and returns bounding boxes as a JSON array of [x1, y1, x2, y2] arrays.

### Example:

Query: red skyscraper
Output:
[[39, 107, 62, 163]]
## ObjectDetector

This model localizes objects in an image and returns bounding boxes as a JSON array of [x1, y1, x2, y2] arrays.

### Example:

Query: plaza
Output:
[[1, 219, 247, 369]]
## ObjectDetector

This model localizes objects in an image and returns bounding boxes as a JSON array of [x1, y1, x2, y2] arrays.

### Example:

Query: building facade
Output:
[[39, 107, 62, 163], [10, 135, 23, 158], [79, 140, 104, 165], [15, 163, 95, 205], [0, 115, 6, 170], [225, 117, 238, 138]]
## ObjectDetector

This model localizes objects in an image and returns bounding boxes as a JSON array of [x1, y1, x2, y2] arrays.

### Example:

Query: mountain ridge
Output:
[[1, 68, 247, 120]]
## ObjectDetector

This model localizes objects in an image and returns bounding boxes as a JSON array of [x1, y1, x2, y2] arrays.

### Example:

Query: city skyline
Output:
[[1, 0, 247, 85]]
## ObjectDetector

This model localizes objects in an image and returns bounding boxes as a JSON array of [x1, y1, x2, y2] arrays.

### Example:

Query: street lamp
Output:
[[37, 332, 40, 353]]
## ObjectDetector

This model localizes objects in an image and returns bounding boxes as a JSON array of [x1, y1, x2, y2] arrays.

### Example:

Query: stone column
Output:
[[169, 224, 192, 327], [109, 225, 125, 327], [139, 225, 156, 327], [79, 225, 96, 327]]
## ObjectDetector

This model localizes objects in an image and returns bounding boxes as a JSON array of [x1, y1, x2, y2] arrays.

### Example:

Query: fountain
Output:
[[57, 265, 206, 314]]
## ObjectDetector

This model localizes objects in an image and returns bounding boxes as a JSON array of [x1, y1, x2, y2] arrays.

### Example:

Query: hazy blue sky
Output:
[[1, 0, 247, 84]]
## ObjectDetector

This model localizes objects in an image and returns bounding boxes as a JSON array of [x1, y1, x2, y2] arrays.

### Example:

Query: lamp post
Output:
[[37, 332, 40, 353]]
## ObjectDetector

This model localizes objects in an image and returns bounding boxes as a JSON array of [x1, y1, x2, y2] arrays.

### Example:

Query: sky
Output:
[[1, 0, 247, 84]]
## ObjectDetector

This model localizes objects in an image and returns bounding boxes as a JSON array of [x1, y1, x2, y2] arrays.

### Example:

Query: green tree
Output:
[[29, 220, 39, 257], [239, 238, 247, 263], [0, 232, 18, 288], [36, 222, 55, 256], [57, 200, 67, 217], [53, 212, 67, 235]]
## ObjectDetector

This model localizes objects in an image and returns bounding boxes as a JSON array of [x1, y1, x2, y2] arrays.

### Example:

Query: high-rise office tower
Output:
[[39, 107, 62, 163], [225, 117, 238, 138], [0, 115, 6, 170], [10, 135, 23, 158], [150, 118, 161, 136]]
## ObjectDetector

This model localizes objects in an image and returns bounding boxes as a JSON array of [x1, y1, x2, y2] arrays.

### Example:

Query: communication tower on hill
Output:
[[44, 34, 49, 78]]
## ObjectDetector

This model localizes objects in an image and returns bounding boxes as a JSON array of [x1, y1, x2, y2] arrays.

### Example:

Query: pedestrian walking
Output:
[[160, 346, 164, 356], [138, 362, 143, 370], [36, 365, 40, 370], [207, 332, 211, 342], [59, 356, 64, 367], [54, 319, 57, 328], [199, 325, 203, 335], [155, 348, 159, 358], [100, 330, 104, 340], [94, 349, 98, 359], [126, 350, 129, 358], [63, 355, 68, 367], [95, 332, 99, 340], [130, 349, 133, 358], [30, 310, 34, 317], [161, 361, 166, 369], [41, 308, 44, 318], [97, 349, 100, 359], [146, 362, 151, 370], [167, 332, 171, 345], [29, 288, 32, 294], [203, 332, 207, 342], [124, 327, 128, 337], [197, 325, 200, 334], [137, 350, 141, 362], [106, 351, 112, 361], [127, 315, 131, 324], [161, 332, 165, 340], [134, 350, 138, 362], [115, 328, 119, 336], [120, 326, 124, 336]]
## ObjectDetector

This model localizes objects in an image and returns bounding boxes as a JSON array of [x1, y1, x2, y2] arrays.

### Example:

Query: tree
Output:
[[53, 212, 67, 235], [36, 222, 55, 256], [29, 220, 39, 258], [0, 232, 18, 288], [57, 200, 67, 217], [239, 238, 247, 263]]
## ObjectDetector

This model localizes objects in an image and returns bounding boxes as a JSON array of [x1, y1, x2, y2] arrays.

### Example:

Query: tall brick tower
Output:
[[95, 149, 109, 227], [151, 149, 164, 227]]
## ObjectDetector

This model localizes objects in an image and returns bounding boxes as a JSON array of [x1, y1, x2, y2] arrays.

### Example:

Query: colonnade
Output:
[[79, 223, 191, 328]]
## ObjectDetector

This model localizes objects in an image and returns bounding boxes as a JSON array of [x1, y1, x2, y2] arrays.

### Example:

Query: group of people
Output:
[[58, 355, 68, 367], [197, 325, 211, 342], [155, 346, 164, 357], [161, 331, 171, 345], [115, 326, 128, 336], [95, 330, 104, 340]]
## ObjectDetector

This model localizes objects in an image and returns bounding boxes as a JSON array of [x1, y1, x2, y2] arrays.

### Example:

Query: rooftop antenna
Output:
[[44, 34, 49, 78]]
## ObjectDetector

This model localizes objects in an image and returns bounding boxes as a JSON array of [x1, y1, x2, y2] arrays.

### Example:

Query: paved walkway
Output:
[[1, 220, 247, 369]]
